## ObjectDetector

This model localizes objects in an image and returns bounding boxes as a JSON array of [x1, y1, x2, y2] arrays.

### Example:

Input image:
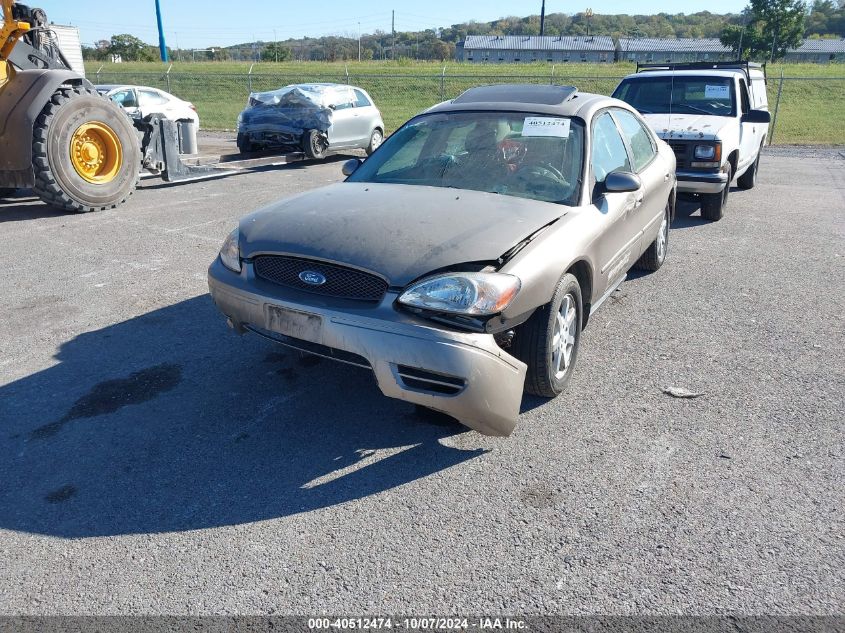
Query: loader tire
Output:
[[31, 86, 140, 213]]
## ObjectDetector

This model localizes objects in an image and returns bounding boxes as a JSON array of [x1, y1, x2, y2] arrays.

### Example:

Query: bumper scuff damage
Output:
[[208, 259, 527, 437]]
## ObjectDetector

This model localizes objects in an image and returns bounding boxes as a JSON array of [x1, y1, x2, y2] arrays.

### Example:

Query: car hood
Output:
[[239, 183, 568, 286], [642, 113, 731, 141]]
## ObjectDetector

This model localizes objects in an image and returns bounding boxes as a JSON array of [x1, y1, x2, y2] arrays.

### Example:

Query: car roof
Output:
[[95, 84, 170, 94], [623, 70, 747, 79], [426, 84, 625, 120], [288, 82, 369, 91]]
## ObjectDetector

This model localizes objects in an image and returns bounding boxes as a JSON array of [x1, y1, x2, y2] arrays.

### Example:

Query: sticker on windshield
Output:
[[704, 84, 730, 100], [522, 117, 570, 138]]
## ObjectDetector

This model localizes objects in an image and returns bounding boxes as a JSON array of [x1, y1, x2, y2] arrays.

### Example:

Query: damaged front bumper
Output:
[[207, 258, 527, 436]]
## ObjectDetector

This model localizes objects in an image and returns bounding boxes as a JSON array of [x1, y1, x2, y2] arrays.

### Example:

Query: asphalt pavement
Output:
[[0, 146, 843, 615]]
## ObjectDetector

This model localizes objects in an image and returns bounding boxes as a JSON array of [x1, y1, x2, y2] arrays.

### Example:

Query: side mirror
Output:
[[742, 109, 771, 124], [604, 171, 642, 193], [342, 158, 361, 177]]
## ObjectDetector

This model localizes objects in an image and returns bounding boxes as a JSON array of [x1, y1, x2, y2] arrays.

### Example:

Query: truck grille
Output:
[[667, 141, 689, 169], [253, 255, 388, 302]]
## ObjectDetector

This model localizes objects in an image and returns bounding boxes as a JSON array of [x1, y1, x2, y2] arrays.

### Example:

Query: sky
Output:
[[36, 1, 748, 49]]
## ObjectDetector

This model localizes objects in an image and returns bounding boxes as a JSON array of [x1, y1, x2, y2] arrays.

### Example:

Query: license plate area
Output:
[[265, 305, 323, 342]]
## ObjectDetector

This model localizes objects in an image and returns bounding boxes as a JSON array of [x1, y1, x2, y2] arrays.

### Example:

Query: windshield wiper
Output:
[[674, 104, 712, 116]]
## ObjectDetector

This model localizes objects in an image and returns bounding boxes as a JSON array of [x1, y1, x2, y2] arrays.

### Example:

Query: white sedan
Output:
[[95, 84, 200, 127]]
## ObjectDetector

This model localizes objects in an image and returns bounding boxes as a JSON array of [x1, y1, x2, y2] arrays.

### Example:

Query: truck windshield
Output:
[[613, 76, 736, 117]]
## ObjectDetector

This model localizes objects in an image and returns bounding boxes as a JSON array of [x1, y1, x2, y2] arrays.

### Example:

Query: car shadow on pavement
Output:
[[0, 294, 484, 538], [670, 196, 708, 230], [670, 190, 738, 230]]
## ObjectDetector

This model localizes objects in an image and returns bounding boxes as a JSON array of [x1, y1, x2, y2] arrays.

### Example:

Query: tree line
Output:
[[82, 1, 845, 63]]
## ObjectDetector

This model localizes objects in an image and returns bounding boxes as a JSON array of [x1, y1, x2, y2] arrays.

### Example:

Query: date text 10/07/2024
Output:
[[307, 617, 528, 630]]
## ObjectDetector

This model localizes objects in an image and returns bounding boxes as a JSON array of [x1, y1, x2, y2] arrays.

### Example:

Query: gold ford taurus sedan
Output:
[[208, 84, 676, 436]]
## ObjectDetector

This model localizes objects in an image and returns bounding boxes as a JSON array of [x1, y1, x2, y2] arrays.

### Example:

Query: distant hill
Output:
[[84, 5, 845, 62]]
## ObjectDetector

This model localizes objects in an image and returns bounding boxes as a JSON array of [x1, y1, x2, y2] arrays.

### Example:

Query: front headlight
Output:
[[398, 272, 521, 316], [219, 228, 241, 273], [694, 144, 719, 160]]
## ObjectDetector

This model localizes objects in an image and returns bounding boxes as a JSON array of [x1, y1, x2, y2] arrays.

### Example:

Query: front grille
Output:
[[668, 142, 689, 169], [396, 365, 466, 396], [253, 255, 388, 302]]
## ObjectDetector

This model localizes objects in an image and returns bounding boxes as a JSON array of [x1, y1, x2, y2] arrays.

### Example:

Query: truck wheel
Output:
[[700, 164, 732, 222], [236, 132, 255, 153], [512, 273, 582, 398], [634, 203, 670, 272], [737, 152, 760, 190], [365, 128, 383, 155], [302, 129, 328, 160], [32, 86, 140, 213]]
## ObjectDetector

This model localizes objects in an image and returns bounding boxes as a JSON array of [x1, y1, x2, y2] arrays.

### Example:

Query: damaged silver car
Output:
[[209, 84, 676, 436], [236, 83, 384, 159]]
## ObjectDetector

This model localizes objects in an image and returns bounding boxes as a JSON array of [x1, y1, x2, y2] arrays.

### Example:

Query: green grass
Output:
[[84, 61, 845, 144]]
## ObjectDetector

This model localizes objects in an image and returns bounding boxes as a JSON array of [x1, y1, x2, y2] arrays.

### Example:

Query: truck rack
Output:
[[636, 60, 767, 85]]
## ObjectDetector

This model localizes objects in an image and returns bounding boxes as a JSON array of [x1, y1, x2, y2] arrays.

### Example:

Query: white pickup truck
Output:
[[613, 62, 770, 221]]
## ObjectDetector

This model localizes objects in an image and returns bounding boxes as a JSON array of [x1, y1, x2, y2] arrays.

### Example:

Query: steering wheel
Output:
[[516, 163, 569, 187]]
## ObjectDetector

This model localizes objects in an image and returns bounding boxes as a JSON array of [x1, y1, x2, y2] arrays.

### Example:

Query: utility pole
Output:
[[155, 0, 168, 62], [391, 10, 395, 61], [540, 0, 546, 36], [358, 22, 361, 62], [274, 28, 278, 62]]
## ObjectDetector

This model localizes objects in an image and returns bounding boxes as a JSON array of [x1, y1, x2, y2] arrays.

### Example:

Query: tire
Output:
[[236, 132, 255, 154], [302, 129, 328, 160], [31, 86, 140, 213], [512, 273, 583, 398], [634, 203, 670, 272], [700, 163, 732, 222], [737, 151, 761, 190], [365, 128, 383, 155]]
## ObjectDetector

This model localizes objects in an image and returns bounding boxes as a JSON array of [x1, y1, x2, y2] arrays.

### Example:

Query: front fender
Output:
[[0, 69, 90, 180], [498, 208, 600, 321]]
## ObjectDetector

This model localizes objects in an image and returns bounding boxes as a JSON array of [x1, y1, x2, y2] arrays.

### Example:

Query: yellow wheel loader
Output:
[[0, 0, 142, 211]]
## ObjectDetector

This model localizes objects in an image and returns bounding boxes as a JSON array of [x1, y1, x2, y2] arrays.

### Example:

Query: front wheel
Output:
[[32, 86, 140, 213], [365, 128, 383, 155], [512, 273, 583, 398], [236, 132, 255, 154], [302, 129, 328, 160], [737, 151, 761, 190], [700, 163, 732, 222]]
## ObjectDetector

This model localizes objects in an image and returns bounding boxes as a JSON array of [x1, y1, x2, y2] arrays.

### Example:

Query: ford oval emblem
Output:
[[299, 270, 327, 286]]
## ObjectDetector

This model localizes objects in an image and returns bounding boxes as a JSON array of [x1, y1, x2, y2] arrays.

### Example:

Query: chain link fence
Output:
[[92, 68, 845, 146]]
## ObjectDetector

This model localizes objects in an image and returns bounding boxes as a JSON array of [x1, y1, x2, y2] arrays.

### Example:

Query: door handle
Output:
[[634, 195, 644, 209], [664, 173, 670, 182]]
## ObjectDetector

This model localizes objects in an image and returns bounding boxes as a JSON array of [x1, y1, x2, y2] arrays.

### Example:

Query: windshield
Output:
[[348, 111, 584, 206], [613, 76, 736, 117]]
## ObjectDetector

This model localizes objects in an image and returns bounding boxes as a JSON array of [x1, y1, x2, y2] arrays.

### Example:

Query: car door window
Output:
[[353, 89, 372, 108], [110, 89, 137, 108], [612, 109, 656, 173], [139, 89, 169, 107], [331, 88, 355, 110], [739, 81, 751, 114], [591, 112, 631, 184]]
